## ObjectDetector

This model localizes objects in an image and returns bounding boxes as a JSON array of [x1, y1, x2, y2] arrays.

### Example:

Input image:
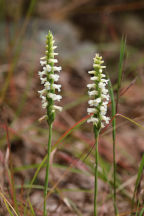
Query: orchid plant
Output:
[[38, 31, 62, 216]]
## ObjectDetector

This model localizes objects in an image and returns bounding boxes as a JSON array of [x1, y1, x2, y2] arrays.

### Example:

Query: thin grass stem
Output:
[[93, 126, 99, 216], [108, 79, 118, 215], [43, 123, 52, 216]]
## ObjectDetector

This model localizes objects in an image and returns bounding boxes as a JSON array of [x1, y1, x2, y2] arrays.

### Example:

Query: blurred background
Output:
[[0, 0, 144, 215]]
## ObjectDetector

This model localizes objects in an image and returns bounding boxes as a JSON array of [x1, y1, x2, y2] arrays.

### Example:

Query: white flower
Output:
[[88, 90, 98, 96], [53, 66, 62, 72], [38, 89, 46, 95], [52, 84, 61, 92], [53, 105, 62, 111], [87, 83, 96, 89], [98, 82, 106, 89], [38, 70, 47, 78], [102, 116, 110, 124], [93, 64, 101, 68], [48, 93, 62, 101], [101, 74, 106, 77], [88, 98, 101, 106], [90, 76, 98, 81], [87, 117, 99, 123], [50, 74, 59, 81], [42, 102, 48, 109], [40, 56, 46, 60], [87, 53, 110, 128], [38, 31, 62, 119], [53, 52, 58, 56], [87, 108, 97, 114], [88, 70, 95, 74], [40, 60, 47, 66], [44, 82, 50, 90], [101, 94, 110, 100], [49, 59, 58, 63], [40, 77, 47, 84], [41, 96, 46, 103], [99, 69, 103, 73], [101, 88, 108, 94], [45, 65, 52, 72], [101, 79, 109, 84]]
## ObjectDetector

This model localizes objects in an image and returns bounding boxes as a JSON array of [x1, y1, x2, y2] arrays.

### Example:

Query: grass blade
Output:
[[131, 154, 144, 211], [0, 191, 18, 216], [116, 36, 126, 112], [108, 78, 118, 215], [28, 199, 36, 216], [117, 114, 144, 130], [139, 207, 144, 216]]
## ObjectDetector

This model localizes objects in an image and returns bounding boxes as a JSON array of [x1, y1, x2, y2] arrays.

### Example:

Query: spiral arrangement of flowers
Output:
[[87, 53, 110, 129], [38, 31, 62, 125]]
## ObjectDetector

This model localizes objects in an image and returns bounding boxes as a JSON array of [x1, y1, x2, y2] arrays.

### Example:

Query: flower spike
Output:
[[87, 53, 110, 129], [38, 31, 62, 125]]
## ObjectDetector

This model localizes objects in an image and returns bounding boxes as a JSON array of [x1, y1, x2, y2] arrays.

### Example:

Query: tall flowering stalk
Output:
[[38, 31, 62, 216], [87, 54, 110, 216]]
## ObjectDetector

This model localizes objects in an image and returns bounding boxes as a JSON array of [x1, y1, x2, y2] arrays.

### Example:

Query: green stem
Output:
[[94, 126, 99, 216], [112, 118, 118, 215], [43, 123, 52, 216]]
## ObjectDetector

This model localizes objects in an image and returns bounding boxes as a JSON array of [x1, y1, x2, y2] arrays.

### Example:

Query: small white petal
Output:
[[49, 59, 58, 63], [43, 65, 51, 72], [102, 116, 110, 124], [40, 77, 47, 84], [48, 93, 62, 101], [88, 98, 101, 106], [44, 82, 50, 90], [90, 76, 98, 81], [87, 117, 99, 124], [38, 71, 44, 78], [101, 94, 110, 100], [101, 79, 109, 84], [53, 52, 58, 56], [101, 88, 108, 94], [42, 102, 48, 109], [41, 96, 46, 103], [46, 65, 52, 72], [38, 89, 46, 95], [53, 66, 62, 72], [40, 61, 47, 66], [100, 105, 107, 111], [52, 84, 61, 92], [50, 74, 59, 81], [101, 74, 106, 77], [87, 83, 96, 89], [40, 56, 46, 60], [53, 105, 62, 112], [38, 70, 47, 77], [101, 123, 105, 128], [93, 64, 100, 68], [87, 108, 97, 114], [98, 82, 106, 89], [88, 71, 95, 74], [103, 101, 108, 106], [88, 90, 98, 96], [53, 46, 57, 50]]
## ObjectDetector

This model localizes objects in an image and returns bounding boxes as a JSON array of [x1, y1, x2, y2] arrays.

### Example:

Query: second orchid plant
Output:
[[87, 54, 110, 216]]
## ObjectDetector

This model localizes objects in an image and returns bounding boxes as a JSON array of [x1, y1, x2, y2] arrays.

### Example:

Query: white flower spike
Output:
[[38, 31, 62, 125], [87, 53, 110, 129]]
